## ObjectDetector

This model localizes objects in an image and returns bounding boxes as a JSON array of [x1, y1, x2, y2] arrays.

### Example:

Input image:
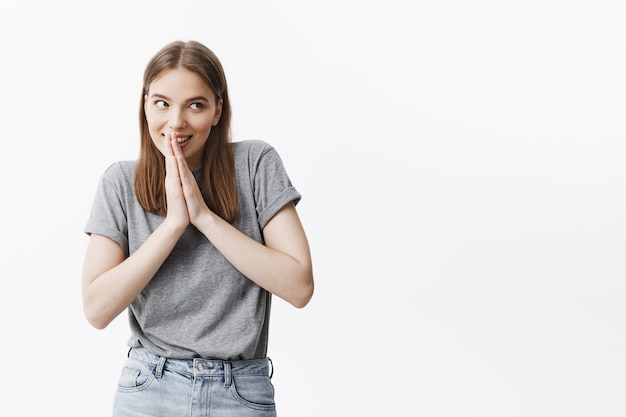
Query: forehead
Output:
[[148, 67, 214, 99]]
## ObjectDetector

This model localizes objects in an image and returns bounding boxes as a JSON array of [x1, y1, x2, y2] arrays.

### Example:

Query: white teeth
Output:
[[176, 136, 191, 143]]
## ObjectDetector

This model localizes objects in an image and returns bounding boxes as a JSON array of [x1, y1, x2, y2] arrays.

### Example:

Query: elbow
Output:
[[290, 275, 314, 309], [85, 314, 112, 330], [83, 304, 113, 330], [87, 317, 110, 331], [82, 285, 119, 330]]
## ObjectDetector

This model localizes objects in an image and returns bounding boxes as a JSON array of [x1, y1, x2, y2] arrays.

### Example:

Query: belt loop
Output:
[[268, 357, 274, 379], [155, 356, 167, 379], [223, 361, 232, 387]]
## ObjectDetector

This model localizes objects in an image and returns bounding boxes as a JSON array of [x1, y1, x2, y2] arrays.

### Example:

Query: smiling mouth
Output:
[[164, 134, 192, 144]]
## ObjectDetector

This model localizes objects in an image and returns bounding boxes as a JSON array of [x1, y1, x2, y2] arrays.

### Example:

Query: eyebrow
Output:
[[150, 93, 210, 103]]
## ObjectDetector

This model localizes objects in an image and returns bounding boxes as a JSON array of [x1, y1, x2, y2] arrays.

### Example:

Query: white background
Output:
[[0, 1, 625, 415]]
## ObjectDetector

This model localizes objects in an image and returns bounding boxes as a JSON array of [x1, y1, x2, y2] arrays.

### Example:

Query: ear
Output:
[[212, 98, 223, 126]]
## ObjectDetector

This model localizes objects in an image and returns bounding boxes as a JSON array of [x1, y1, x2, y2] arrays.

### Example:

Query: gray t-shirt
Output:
[[84, 140, 301, 360]]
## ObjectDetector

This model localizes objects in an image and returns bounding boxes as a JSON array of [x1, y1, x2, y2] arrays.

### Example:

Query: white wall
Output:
[[1, 0, 624, 415]]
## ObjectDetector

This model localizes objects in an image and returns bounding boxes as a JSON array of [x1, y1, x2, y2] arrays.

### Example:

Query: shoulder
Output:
[[232, 139, 276, 160], [98, 161, 137, 190], [232, 140, 287, 170], [232, 140, 288, 179], [101, 160, 136, 179]]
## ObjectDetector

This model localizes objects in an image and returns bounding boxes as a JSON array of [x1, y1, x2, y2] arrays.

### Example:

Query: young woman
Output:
[[82, 40, 314, 416]]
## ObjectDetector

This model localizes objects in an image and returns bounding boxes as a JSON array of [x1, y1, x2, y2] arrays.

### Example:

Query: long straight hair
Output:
[[134, 40, 238, 222]]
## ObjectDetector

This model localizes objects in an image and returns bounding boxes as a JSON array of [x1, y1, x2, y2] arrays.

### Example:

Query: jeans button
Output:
[[197, 362, 213, 371]]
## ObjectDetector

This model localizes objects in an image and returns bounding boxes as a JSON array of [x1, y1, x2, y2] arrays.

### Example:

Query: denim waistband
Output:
[[128, 346, 273, 380]]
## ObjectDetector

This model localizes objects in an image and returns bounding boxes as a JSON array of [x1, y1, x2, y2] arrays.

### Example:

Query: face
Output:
[[144, 67, 222, 170]]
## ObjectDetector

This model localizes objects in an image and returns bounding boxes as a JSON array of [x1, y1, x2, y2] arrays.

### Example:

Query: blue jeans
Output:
[[112, 347, 277, 417]]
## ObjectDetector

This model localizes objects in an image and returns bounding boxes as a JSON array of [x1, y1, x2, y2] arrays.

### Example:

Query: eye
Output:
[[155, 100, 168, 108], [190, 102, 204, 110]]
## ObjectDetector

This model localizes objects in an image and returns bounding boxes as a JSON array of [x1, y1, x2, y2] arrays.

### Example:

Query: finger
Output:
[[164, 132, 176, 157], [165, 137, 179, 178], [177, 156, 198, 195], [170, 138, 197, 193], [165, 150, 180, 179], [170, 136, 190, 172], [170, 144, 202, 204]]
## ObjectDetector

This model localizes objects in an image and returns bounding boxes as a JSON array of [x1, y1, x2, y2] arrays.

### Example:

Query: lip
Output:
[[164, 133, 192, 147], [177, 136, 192, 148]]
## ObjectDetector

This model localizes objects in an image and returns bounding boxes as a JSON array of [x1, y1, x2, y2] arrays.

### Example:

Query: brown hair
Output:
[[134, 40, 238, 222]]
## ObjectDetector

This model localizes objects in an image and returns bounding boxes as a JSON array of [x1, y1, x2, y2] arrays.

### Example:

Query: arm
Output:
[[81, 220, 185, 329], [171, 137, 314, 308], [82, 138, 190, 329], [195, 203, 314, 308]]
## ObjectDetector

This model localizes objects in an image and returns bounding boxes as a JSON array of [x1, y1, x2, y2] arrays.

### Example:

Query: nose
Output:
[[168, 108, 187, 130]]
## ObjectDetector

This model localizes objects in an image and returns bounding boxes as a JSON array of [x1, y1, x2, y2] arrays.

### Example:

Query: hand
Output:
[[164, 133, 190, 230], [170, 135, 212, 225]]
